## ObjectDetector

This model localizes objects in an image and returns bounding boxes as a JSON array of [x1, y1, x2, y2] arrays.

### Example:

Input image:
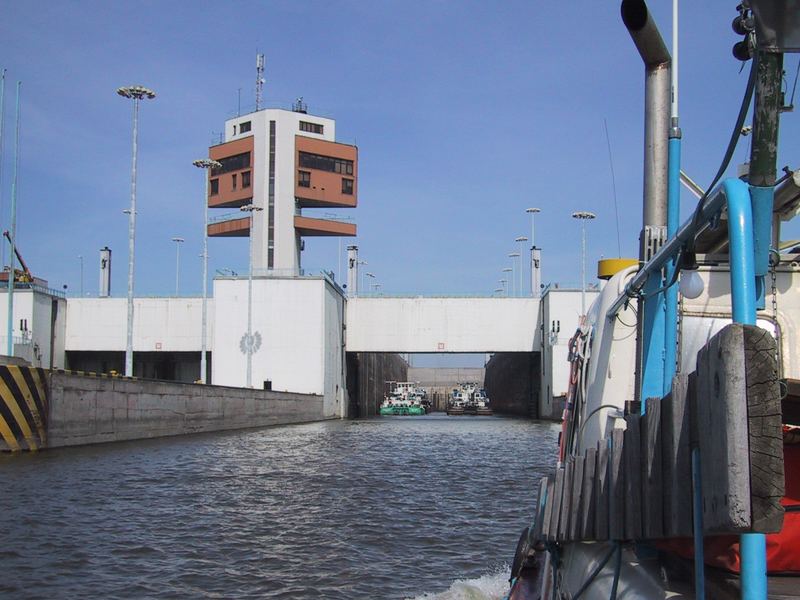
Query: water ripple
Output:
[[1, 414, 558, 599]]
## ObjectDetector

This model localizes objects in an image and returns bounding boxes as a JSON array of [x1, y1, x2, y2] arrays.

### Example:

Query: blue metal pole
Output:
[[723, 177, 765, 600], [640, 272, 666, 410], [664, 134, 681, 393], [6, 82, 19, 358]]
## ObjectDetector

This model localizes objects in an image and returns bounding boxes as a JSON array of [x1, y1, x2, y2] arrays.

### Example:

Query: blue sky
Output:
[[1, 0, 799, 300]]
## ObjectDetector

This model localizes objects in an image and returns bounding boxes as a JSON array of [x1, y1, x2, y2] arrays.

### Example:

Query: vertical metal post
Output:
[[124, 96, 138, 376], [723, 177, 763, 600], [194, 159, 220, 385], [664, 0, 681, 392], [78, 255, 84, 297], [172, 237, 183, 296], [118, 85, 155, 377], [6, 82, 20, 357], [580, 222, 587, 315], [527, 208, 541, 297], [0, 70, 6, 271], [247, 211, 255, 388]]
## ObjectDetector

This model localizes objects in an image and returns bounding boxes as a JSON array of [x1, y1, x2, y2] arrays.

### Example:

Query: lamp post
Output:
[[241, 203, 263, 388], [78, 255, 84, 297], [501, 269, 511, 297], [508, 252, 520, 297], [499, 277, 508, 297], [515, 237, 528, 296], [117, 85, 156, 377], [526, 208, 541, 296], [192, 158, 221, 384], [171, 237, 184, 296], [572, 211, 596, 316]]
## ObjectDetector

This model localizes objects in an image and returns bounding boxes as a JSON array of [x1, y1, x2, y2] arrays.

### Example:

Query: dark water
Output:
[[1, 414, 558, 599]]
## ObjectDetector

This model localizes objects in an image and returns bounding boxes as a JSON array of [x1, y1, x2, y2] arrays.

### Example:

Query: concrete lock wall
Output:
[[346, 353, 407, 417], [484, 352, 540, 418], [46, 371, 327, 449]]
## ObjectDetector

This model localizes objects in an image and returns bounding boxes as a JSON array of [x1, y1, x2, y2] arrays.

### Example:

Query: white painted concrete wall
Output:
[[346, 297, 540, 353], [65, 297, 213, 352], [539, 288, 599, 418], [212, 276, 346, 417], [0, 288, 66, 368]]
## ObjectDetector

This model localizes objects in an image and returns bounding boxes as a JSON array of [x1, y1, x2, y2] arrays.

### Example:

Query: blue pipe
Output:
[[640, 272, 665, 411], [664, 134, 681, 394], [723, 177, 766, 599], [725, 178, 757, 326]]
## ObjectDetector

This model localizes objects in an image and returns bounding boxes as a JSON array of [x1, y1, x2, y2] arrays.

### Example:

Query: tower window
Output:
[[239, 121, 252, 134], [299, 151, 353, 175], [299, 121, 324, 134], [232, 173, 237, 190], [211, 152, 251, 175], [298, 170, 311, 188], [242, 171, 251, 188], [342, 178, 354, 195], [210, 178, 219, 195]]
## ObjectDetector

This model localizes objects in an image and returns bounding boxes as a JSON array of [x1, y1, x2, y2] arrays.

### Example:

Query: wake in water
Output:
[[409, 567, 510, 600]]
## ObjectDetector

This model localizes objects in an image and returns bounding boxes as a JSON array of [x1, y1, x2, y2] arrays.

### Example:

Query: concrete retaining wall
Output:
[[346, 353, 408, 417], [47, 372, 327, 448], [484, 352, 540, 418]]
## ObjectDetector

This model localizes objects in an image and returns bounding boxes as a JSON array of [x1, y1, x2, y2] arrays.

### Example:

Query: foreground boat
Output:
[[508, 2, 799, 598]]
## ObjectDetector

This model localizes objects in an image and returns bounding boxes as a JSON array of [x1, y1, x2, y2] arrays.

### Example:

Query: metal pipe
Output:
[[606, 182, 728, 320], [6, 82, 20, 357], [723, 178, 766, 600], [664, 0, 681, 390], [622, 0, 671, 232], [117, 86, 155, 377], [0, 69, 6, 270]]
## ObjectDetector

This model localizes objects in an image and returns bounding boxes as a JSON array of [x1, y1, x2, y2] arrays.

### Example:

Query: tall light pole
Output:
[[365, 271, 375, 294], [526, 208, 541, 296], [508, 252, 520, 297], [499, 278, 508, 297], [241, 203, 263, 388], [78, 255, 84, 296], [572, 211, 596, 316], [193, 158, 221, 384], [117, 85, 156, 377], [171, 237, 184, 296], [501, 268, 512, 297], [515, 237, 527, 297]]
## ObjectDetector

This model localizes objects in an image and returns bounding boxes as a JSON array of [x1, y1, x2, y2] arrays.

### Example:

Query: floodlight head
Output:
[[526, 207, 541, 214], [240, 204, 263, 213], [515, 236, 528, 242], [508, 252, 521, 258], [193, 159, 222, 170], [572, 211, 596, 220], [117, 85, 156, 100], [172, 237, 185, 243], [502, 268, 512, 272]]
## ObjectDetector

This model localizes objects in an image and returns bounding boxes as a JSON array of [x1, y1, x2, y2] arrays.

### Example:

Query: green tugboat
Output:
[[379, 382, 428, 416]]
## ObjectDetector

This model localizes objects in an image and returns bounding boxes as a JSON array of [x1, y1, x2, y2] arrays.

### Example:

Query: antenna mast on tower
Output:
[[255, 53, 265, 111]]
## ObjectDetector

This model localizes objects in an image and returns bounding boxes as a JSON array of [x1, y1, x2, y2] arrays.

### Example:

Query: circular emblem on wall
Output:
[[239, 331, 262, 355]]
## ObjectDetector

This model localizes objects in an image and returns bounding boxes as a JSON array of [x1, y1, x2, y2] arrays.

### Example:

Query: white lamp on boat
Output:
[[679, 269, 704, 299]]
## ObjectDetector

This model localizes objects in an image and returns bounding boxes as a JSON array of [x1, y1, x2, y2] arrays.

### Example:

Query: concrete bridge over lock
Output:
[[344, 297, 541, 353]]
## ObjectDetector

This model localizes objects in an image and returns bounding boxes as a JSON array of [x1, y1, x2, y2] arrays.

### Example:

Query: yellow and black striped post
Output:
[[0, 366, 48, 452]]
